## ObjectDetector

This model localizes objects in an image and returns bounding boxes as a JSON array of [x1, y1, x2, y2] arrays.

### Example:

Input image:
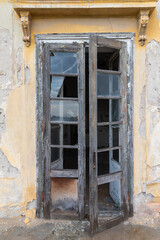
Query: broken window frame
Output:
[[89, 34, 129, 233], [35, 33, 134, 233]]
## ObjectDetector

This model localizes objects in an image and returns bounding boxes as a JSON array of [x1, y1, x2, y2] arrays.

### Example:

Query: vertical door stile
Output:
[[89, 35, 98, 234], [78, 44, 86, 219], [119, 42, 129, 218], [43, 44, 51, 219], [89, 35, 129, 234]]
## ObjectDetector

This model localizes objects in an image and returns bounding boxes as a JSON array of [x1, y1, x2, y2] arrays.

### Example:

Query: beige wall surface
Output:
[[0, 0, 160, 224]]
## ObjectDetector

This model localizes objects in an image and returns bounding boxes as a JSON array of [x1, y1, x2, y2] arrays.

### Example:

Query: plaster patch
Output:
[[0, 151, 23, 214], [156, 0, 160, 27], [139, 85, 146, 139], [0, 150, 20, 179], [16, 47, 23, 87], [24, 66, 31, 84], [147, 165, 160, 184], [26, 199, 36, 210], [146, 40, 160, 107], [147, 122, 160, 168], [146, 183, 160, 197], [134, 193, 153, 214]]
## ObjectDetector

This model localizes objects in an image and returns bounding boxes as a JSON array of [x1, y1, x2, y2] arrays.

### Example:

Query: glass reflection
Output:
[[50, 100, 78, 122], [112, 100, 119, 122], [111, 75, 120, 96], [50, 52, 77, 74], [97, 73, 120, 96], [97, 73, 109, 96]]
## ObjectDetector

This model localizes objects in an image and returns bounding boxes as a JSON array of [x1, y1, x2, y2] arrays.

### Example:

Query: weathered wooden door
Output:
[[89, 35, 129, 234], [43, 43, 85, 219]]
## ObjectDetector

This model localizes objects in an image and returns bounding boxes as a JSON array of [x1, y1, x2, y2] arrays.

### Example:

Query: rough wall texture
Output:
[[0, 0, 160, 225], [132, 1, 160, 225]]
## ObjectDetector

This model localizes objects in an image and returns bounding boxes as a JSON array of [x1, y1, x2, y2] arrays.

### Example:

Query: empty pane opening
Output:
[[98, 180, 121, 213], [97, 47, 119, 71], [50, 76, 78, 98]]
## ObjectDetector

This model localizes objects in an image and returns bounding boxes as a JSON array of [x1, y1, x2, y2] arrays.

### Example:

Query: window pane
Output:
[[63, 125, 78, 145], [98, 99, 109, 122], [98, 151, 109, 176], [112, 99, 119, 122], [97, 47, 119, 71], [111, 75, 120, 96], [98, 126, 109, 149], [50, 76, 78, 98], [50, 100, 78, 122], [113, 150, 119, 162], [51, 124, 60, 145], [97, 73, 120, 97], [112, 125, 119, 147], [63, 149, 78, 169], [97, 73, 109, 96], [98, 181, 121, 212], [51, 148, 60, 163], [50, 52, 77, 74]]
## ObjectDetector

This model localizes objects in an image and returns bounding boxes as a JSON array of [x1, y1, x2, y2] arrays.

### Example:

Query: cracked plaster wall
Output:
[[0, 0, 160, 223], [0, 0, 36, 218]]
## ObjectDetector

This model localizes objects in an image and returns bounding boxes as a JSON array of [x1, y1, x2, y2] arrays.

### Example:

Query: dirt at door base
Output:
[[0, 217, 160, 240]]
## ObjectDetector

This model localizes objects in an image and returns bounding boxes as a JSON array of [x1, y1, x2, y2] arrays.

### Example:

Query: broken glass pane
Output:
[[50, 76, 78, 98], [50, 52, 77, 74]]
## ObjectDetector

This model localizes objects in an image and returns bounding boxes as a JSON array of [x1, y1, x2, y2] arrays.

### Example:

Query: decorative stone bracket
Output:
[[18, 9, 150, 47], [20, 11, 31, 47], [138, 10, 150, 46]]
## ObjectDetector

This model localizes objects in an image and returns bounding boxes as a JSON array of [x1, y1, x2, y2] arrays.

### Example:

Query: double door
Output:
[[43, 35, 129, 234]]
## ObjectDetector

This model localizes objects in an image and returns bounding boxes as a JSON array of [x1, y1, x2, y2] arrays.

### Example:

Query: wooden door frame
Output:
[[35, 33, 134, 220], [89, 35, 130, 233]]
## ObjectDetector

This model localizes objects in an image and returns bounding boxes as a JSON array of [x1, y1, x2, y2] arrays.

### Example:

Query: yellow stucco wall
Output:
[[0, 0, 160, 219]]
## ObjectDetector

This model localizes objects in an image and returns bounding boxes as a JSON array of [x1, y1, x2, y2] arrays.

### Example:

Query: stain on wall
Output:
[[146, 40, 160, 196]]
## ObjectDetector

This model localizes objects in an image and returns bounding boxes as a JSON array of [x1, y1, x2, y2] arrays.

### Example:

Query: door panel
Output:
[[89, 34, 128, 234], [43, 43, 85, 219]]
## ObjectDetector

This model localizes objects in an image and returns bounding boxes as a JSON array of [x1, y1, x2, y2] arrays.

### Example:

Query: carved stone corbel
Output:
[[20, 11, 31, 47], [138, 10, 150, 46]]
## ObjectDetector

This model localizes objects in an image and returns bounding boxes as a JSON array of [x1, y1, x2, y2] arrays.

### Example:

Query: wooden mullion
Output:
[[97, 121, 122, 126], [50, 169, 78, 178], [51, 144, 78, 149], [97, 69, 121, 75], [97, 95, 121, 99], [97, 171, 122, 185], [50, 121, 78, 125], [97, 146, 122, 153], [50, 73, 78, 77], [50, 97, 78, 101], [49, 45, 80, 52], [97, 36, 122, 49]]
